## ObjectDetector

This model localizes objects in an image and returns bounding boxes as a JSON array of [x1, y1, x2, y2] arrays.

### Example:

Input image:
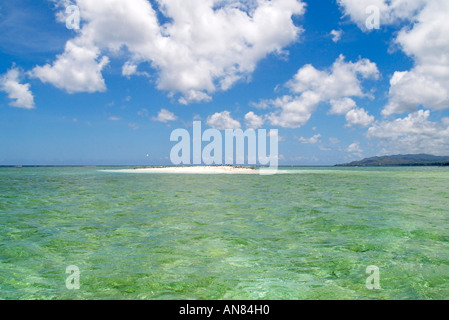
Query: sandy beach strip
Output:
[[107, 166, 259, 174]]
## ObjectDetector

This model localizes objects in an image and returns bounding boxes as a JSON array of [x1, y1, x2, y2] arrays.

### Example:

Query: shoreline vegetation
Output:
[[336, 154, 449, 167]]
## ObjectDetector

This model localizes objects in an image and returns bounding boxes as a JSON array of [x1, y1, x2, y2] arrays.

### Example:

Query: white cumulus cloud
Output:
[[265, 94, 320, 129], [384, 0, 449, 115], [38, 0, 306, 103], [329, 98, 357, 115], [367, 110, 449, 155], [207, 111, 241, 130], [347, 141, 363, 155], [0, 67, 35, 109], [330, 29, 343, 43], [31, 40, 109, 94], [298, 134, 321, 144], [152, 108, 178, 123], [244, 111, 264, 129], [122, 62, 138, 78], [338, 0, 449, 115], [286, 55, 379, 98], [258, 55, 378, 128], [345, 108, 374, 127], [337, 0, 426, 31]]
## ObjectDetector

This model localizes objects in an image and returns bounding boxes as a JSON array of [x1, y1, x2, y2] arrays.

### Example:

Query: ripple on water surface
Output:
[[0, 167, 448, 299]]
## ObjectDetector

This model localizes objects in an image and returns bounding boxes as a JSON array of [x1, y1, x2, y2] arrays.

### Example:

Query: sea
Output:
[[1, 166, 448, 300]]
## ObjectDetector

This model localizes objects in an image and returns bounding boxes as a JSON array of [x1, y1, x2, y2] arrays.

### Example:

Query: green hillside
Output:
[[336, 154, 449, 167]]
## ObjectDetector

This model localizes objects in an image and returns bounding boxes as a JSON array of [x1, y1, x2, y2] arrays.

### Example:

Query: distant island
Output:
[[336, 154, 449, 167]]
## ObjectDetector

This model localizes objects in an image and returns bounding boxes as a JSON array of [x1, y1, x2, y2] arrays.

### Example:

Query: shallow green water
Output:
[[1, 166, 448, 300]]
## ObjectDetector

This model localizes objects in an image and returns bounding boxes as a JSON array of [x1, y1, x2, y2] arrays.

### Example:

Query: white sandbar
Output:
[[109, 166, 259, 174]]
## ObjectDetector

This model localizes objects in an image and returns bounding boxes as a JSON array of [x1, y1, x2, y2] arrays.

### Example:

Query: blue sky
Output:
[[1, 0, 449, 165]]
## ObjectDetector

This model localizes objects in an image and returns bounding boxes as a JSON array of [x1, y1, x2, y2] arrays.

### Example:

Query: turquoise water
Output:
[[1, 166, 448, 300]]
